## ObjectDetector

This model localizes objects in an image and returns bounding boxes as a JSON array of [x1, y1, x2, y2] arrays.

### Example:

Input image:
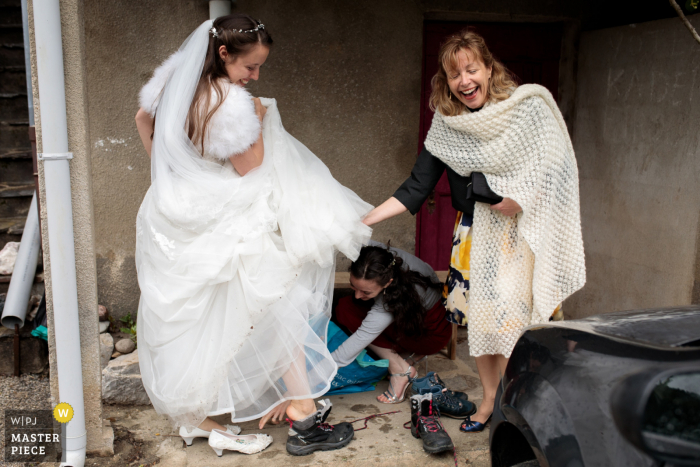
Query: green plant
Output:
[[120, 312, 137, 347], [107, 314, 117, 332]]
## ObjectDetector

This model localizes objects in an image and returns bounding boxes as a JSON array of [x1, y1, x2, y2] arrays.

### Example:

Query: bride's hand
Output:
[[258, 400, 290, 429], [253, 97, 266, 123]]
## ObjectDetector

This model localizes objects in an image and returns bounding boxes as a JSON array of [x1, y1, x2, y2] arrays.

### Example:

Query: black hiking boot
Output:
[[410, 393, 454, 454], [412, 372, 476, 419], [286, 399, 354, 456], [412, 371, 470, 401]]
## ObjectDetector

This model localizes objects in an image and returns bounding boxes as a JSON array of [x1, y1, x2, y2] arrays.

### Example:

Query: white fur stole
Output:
[[139, 52, 260, 159]]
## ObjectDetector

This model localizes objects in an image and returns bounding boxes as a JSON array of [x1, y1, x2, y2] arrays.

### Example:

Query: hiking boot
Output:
[[412, 373, 476, 419], [410, 393, 454, 454], [412, 371, 469, 401], [286, 399, 354, 456]]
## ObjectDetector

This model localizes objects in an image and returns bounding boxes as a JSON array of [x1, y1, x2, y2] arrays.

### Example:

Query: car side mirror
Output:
[[611, 367, 700, 466]]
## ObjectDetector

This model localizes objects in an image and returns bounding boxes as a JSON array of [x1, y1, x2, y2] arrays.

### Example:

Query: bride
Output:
[[133, 14, 371, 457]]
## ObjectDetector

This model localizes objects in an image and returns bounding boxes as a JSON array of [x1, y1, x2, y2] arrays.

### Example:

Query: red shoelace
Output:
[[285, 417, 334, 431], [346, 410, 401, 431]]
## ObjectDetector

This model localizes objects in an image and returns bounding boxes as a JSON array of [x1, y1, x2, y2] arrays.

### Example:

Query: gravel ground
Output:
[[0, 374, 52, 467]]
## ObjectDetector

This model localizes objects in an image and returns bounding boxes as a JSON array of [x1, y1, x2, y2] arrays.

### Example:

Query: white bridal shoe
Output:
[[208, 428, 273, 456], [179, 424, 241, 446]]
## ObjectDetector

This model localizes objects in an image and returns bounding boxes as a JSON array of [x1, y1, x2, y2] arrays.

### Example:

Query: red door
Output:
[[415, 22, 563, 270]]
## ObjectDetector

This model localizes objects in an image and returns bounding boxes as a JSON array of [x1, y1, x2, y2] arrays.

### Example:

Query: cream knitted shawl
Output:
[[425, 84, 585, 330]]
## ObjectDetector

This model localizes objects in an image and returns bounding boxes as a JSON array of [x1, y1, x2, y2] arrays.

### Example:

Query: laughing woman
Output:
[[362, 30, 585, 433]]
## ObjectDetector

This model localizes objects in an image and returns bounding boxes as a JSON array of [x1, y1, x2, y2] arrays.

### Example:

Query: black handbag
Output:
[[466, 172, 503, 205]]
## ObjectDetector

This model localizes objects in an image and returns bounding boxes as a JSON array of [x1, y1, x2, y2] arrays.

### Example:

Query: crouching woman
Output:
[[332, 241, 451, 404]]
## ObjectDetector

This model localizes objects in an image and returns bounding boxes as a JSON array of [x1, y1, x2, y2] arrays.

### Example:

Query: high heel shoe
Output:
[[378, 365, 416, 404], [208, 429, 272, 456], [179, 424, 241, 446], [459, 414, 492, 433]]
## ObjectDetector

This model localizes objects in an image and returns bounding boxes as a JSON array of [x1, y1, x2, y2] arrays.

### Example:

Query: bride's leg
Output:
[[197, 417, 226, 431], [258, 343, 318, 429], [282, 346, 317, 420]]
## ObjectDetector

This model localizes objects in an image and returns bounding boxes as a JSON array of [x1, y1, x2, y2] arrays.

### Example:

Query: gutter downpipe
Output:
[[32, 0, 86, 466], [1, 195, 40, 329], [1, 0, 41, 330]]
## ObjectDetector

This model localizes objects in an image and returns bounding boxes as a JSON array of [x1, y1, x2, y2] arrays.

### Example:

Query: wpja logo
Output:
[[4, 409, 61, 462]]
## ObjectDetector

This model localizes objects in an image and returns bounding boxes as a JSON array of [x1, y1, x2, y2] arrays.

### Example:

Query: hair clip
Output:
[[210, 27, 219, 38]]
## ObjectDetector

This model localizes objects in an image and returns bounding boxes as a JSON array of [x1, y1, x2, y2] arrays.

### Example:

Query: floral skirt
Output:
[[443, 211, 562, 326]]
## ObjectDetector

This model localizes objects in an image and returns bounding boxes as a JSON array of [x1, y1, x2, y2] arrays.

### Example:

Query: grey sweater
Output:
[[331, 241, 441, 367]]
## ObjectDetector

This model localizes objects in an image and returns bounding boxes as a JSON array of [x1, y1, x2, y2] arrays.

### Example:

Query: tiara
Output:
[[210, 22, 265, 38]]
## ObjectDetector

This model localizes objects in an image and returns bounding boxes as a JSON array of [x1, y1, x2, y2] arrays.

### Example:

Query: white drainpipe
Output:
[[32, 0, 86, 466], [209, 0, 231, 19], [1, 194, 40, 329]]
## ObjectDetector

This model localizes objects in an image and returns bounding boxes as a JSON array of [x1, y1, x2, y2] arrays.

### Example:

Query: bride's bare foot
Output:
[[377, 365, 417, 403], [286, 399, 316, 421], [197, 417, 226, 432]]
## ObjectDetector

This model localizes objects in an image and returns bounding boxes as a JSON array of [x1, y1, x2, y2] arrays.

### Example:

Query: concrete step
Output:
[[0, 94, 28, 121], [0, 68, 26, 94], [0, 122, 31, 148], [0, 148, 30, 159], [0, 156, 33, 184], [0, 6, 21, 27], [0, 181, 34, 198], [0, 193, 30, 218], [0, 216, 25, 235], [0, 42, 24, 67]]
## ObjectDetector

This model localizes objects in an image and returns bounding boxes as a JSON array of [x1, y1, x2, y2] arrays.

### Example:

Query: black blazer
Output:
[[392, 146, 476, 216]]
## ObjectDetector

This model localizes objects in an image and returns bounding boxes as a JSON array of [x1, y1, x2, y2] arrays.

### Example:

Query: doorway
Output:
[[415, 21, 564, 270]]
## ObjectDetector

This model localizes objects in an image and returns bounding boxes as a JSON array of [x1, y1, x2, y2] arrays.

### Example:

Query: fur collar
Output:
[[139, 52, 260, 159], [139, 50, 184, 117]]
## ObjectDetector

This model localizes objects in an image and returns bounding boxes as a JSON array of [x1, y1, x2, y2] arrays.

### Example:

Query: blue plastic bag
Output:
[[326, 321, 389, 395]]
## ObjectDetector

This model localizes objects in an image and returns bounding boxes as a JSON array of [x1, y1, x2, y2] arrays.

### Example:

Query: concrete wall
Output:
[[84, 1, 209, 322], [28, 0, 107, 454], [86, 0, 581, 319], [567, 16, 700, 318]]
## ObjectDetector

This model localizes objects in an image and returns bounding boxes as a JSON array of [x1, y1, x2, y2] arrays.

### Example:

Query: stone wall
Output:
[[86, 0, 581, 319], [567, 16, 700, 317]]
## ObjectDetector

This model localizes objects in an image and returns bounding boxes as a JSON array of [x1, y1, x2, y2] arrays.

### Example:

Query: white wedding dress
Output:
[[135, 21, 372, 429]]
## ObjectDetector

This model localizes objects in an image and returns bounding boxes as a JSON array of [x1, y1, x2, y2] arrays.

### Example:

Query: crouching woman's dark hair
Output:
[[349, 243, 442, 337]]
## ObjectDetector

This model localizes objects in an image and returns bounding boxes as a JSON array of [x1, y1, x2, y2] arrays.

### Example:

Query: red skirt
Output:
[[335, 297, 452, 355]]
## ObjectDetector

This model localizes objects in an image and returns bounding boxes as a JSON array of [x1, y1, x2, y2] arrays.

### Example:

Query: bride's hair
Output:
[[349, 243, 442, 337], [429, 30, 517, 117], [188, 14, 273, 151]]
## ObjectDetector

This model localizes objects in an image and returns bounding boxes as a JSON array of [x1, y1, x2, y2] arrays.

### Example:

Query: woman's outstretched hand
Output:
[[490, 197, 522, 217], [362, 197, 408, 226], [253, 97, 266, 123]]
